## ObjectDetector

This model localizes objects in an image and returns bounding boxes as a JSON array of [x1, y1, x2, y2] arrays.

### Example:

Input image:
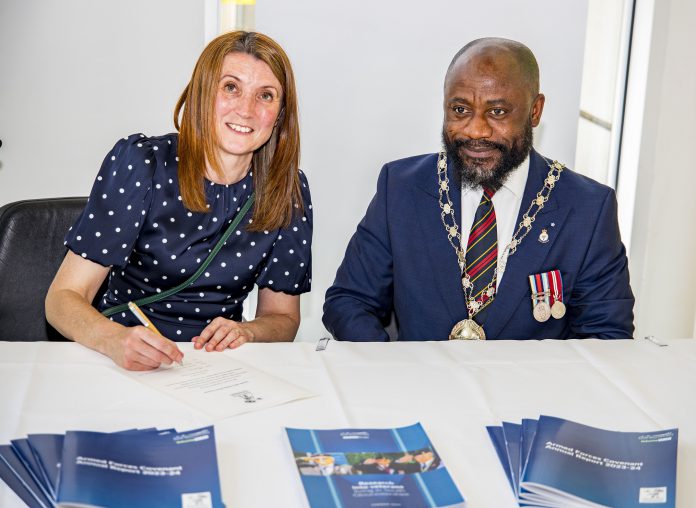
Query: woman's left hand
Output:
[[193, 289, 300, 351], [192, 317, 256, 351]]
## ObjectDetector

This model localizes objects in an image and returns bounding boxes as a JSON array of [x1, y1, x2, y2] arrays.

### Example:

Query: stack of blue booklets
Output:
[[286, 422, 465, 507], [0, 425, 224, 508], [487, 415, 678, 507]]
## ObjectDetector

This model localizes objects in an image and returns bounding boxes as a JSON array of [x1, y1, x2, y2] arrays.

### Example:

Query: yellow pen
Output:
[[127, 301, 183, 366]]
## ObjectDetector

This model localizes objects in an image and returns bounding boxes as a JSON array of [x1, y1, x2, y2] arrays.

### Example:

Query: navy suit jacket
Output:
[[323, 150, 634, 341]]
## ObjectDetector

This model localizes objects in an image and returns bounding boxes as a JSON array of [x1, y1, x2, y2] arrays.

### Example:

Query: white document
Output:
[[122, 349, 315, 419]]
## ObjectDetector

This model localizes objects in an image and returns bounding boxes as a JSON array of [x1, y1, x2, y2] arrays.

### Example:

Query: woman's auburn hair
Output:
[[174, 31, 302, 231]]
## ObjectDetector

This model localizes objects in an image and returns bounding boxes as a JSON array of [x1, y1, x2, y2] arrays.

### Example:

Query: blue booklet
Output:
[[24, 428, 150, 501], [486, 425, 513, 491], [501, 422, 522, 495], [1, 426, 225, 508], [488, 415, 679, 507], [10, 438, 55, 503], [26, 433, 64, 498], [56, 425, 225, 508], [286, 423, 465, 508], [0, 444, 54, 508]]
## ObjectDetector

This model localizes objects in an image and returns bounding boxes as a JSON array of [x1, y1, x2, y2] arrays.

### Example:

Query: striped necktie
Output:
[[465, 187, 497, 324]]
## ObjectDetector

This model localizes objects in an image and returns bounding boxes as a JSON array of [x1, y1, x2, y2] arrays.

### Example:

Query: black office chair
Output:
[[0, 197, 90, 341]]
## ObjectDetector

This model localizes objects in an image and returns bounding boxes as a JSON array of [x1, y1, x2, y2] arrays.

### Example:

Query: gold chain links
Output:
[[437, 151, 565, 318]]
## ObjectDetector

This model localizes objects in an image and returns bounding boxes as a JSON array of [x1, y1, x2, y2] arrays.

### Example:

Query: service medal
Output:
[[529, 273, 552, 323], [551, 300, 566, 319], [449, 319, 486, 340], [549, 270, 566, 320], [533, 301, 551, 322]]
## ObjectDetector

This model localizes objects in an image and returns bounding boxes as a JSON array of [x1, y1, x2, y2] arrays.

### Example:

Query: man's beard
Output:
[[443, 121, 533, 192]]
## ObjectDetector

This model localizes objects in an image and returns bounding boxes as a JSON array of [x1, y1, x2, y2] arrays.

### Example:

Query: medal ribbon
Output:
[[528, 274, 539, 307], [541, 272, 552, 306], [528, 273, 551, 308], [549, 269, 563, 304]]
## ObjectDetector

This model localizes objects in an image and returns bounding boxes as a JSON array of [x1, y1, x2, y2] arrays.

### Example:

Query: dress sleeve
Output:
[[256, 170, 313, 294], [65, 134, 155, 268]]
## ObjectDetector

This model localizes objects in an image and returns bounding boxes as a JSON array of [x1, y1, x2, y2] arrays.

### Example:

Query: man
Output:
[[323, 38, 634, 341]]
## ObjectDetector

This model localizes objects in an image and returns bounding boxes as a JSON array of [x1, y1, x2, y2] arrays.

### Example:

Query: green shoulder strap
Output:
[[102, 193, 255, 317]]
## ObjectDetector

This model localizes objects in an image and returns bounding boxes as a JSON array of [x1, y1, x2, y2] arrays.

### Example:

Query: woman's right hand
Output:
[[107, 325, 184, 371], [46, 251, 184, 371]]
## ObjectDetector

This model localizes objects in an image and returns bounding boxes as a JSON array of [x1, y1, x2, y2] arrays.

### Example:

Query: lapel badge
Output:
[[538, 228, 549, 243]]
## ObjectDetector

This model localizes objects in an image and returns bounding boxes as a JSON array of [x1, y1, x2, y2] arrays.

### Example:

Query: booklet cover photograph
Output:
[[286, 423, 465, 508]]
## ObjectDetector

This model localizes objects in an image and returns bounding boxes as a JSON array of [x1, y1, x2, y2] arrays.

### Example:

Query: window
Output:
[[574, 0, 634, 188]]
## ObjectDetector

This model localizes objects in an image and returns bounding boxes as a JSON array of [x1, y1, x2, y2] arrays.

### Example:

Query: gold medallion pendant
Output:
[[449, 319, 486, 340]]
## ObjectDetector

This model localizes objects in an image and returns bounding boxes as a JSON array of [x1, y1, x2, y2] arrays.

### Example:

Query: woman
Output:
[[46, 31, 312, 371]]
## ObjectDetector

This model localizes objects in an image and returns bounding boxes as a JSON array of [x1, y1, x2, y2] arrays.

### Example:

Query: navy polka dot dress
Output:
[[65, 133, 312, 341]]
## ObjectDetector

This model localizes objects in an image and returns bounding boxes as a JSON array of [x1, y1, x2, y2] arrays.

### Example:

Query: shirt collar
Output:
[[503, 153, 530, 198], [461, 153, 530, 198]]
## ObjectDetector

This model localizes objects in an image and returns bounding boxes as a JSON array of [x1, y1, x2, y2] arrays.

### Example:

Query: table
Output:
[[1, 339, 695, 507]]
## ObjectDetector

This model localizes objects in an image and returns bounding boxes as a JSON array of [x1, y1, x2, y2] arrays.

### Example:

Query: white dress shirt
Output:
[[460, 155, 530, 288]]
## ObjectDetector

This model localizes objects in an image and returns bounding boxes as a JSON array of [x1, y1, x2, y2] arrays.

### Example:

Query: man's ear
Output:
[[531, 93, 545, 127]]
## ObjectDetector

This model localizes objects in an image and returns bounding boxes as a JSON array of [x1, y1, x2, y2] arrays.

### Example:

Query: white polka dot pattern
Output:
[[64, 133, 312, 342]]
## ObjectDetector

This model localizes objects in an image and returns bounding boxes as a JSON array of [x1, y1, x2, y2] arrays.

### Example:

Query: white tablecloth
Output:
[[1, 339, 694, 507]]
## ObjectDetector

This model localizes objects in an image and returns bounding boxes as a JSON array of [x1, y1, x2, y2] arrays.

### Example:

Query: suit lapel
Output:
[[413, 155, 469, 322], [483, 150, 571, 338]]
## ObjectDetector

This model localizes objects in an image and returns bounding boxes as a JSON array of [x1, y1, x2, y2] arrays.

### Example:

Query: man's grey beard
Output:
[[442, 120, 533, 192]]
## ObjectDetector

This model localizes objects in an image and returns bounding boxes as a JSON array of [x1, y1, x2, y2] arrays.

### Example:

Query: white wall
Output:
[[0, 0, 203, 204], [624, 0, 696, 339], [0, 1, 589, 342], [256, 0, 588, 340]]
